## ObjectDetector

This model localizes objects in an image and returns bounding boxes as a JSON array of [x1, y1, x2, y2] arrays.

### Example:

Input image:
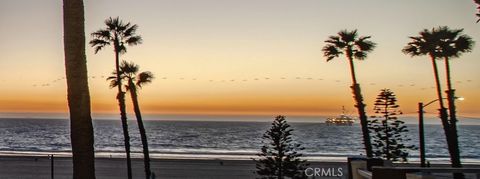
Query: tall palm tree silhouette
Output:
[[108, 61, 154, 179], [403, 28, 467, 178], [90, 17, 142, 179], [437, 27, 474, 125], [437, 26, 474, 172], [322, 29, 376, 157], [63, 0, 96, 178]]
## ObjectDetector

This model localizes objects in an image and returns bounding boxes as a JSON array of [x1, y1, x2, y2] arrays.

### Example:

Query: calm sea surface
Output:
[[0, 118, 479, 163]]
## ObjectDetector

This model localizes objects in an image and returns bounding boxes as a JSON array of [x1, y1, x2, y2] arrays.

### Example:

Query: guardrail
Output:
[[357, 169, 372, 179], [371, 167, 480, 179], [348, 157, 480, 179]]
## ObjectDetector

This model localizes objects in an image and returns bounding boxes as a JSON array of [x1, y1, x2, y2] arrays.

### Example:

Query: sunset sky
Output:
[[0, 0, 479, 118]]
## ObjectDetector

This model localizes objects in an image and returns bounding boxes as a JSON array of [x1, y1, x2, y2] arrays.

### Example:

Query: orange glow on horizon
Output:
[[0, 0, 479, 119], [1, 90, 479, 118]]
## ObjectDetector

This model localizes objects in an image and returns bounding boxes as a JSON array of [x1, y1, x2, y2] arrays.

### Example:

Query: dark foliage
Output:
[[369, 89, 415, 162], [254, 116, 308, 179], [475, 0, 480, 22]]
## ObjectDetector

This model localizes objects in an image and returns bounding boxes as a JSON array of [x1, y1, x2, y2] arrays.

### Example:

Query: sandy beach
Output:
[[0, 156, 348, 179], [2, 155, 480, 178]]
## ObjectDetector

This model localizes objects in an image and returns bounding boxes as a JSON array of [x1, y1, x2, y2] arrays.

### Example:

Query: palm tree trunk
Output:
[[114, 45, 132, 179], [348, 56, 358, 84], [128, 80, 152, 179], [444, 58, 463, 179], [430, 55, 461, 170], [347, 57, 373, 158], [63, 0, 96, 178], [444, 57, 458, 127], [430, 55, 448, 120]]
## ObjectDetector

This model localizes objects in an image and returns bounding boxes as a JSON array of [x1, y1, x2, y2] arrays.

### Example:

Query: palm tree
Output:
[[322, 29, 376, 157], [437, 27, 474, 124], [108, 61, 154, 179], [437, 26, 474, 171], [63, 0, 95, 178], [402, 27, 463, 174], [90, 17, 142, 179]]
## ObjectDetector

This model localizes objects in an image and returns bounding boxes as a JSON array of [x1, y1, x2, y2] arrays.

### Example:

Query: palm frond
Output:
[[137, 71, 154, 88], [89, 38, 109, 46], [93, 45, 105, 54], [117, 22, 129, 32], [89, 39, 110, 53], [353, 51, 367, 60], [107, 73, 120, 88], [91, 29, 111, 40], [475, 0, 480, 22], [338, 29, 357, 43], [105, 17, 118, 31], [106, 17, 126, 32], [355, 36, 376, 52], [126, 36, 143, 46], [403, 30, 436, 57], [455, 35, 474, 53], [476, 0, 480, 23], [439, 30, 474, 59], [106, 70, 126, 88], [124, 24, 139, 37], [120, 61, 139, 77], [325, 36, 346, 48], [322, 44, 342, 61], [106, 75, 117, 81], [402, 43, 420, 57]]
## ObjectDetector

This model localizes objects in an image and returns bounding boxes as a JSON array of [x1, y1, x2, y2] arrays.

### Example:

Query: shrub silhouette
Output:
[[254, 115, 308, 179]]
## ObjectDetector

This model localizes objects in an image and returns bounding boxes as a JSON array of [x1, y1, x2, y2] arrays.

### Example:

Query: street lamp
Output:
[[418, 97, 464, 167]]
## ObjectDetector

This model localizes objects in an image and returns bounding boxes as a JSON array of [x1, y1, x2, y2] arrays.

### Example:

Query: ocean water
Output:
[[0, 118, 479, 163]]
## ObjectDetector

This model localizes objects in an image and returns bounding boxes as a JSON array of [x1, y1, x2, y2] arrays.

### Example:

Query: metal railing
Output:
[[357, 169, 372, 179], [371, 167, 480, 179]]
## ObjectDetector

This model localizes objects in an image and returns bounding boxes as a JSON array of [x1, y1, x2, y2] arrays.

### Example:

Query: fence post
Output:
[[50, 154, 54, 179], [418, 102, 426, 167]]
